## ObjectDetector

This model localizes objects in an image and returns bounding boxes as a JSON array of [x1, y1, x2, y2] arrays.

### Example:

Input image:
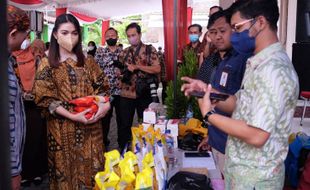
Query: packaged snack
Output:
[[154, 140, 168, 190], [105, 150, 121, 177], [103, 171, 120, 189], [70, 96, 109, 120], [95, 170, 110, 190], [135, 167, 153, 190], [118, 160, 136, 190], [124, 151, 139, 175], [69, 96, 95, 107]]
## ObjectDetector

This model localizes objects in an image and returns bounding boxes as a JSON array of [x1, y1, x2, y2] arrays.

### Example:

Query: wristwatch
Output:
[[203, 109, 215, 126]]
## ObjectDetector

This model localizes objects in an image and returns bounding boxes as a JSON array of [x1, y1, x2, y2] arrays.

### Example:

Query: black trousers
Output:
[[118, 95, 152, 150], [101, 95, 121, 146], [161, 81, 167, 103], [21, 101, 48, 180]]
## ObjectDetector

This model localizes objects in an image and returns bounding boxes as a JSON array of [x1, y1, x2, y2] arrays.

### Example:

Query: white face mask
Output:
[[20, 39, 31, 50], [88, 46, 95, 51]]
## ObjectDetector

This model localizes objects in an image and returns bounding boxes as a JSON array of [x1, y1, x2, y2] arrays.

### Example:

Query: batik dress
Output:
[[33, 57, 110, 190]]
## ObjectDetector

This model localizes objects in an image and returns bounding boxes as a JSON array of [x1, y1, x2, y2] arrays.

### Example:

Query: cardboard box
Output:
[[143, 109, 157, 124], [142, 123, 152, 131], [167, 119, 179, 136], [154, 119, 168, 134]]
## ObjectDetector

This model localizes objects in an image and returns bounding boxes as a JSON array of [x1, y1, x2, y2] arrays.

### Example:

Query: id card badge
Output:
[[220, 71, 228, 87]]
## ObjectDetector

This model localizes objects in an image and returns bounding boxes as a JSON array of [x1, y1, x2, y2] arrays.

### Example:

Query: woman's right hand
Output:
[[197, 136, 211, 151]]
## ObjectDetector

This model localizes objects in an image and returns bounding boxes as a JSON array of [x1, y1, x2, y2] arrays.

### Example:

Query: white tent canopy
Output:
[[9, 0, 163, 20]]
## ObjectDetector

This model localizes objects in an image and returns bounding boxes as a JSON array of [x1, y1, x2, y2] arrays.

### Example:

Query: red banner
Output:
[[56, 8, 67, 17], [101, 20, 110, 45], [70, 11, 97, 23], [10, 0, 42, 5]]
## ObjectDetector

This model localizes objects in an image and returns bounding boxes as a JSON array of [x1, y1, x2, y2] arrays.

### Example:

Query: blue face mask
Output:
[[189, 34, 199, 43], [230, 29, 255, 55]]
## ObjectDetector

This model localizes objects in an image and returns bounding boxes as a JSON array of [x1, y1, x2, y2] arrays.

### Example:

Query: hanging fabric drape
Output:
[[10, 0, 42, 4], [186, 7, 193, 44], [178, 0, 188, 61], [101, 20, 110, 45]]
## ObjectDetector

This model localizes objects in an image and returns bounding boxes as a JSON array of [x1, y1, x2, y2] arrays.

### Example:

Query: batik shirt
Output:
[[8, 56, 26, 176], [95, 46, 122, 96], [224, 43, 299, 189], [119, 43, 160, 99]]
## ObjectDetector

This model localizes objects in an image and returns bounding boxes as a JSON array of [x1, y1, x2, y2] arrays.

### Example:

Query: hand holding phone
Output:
[[189, 91, 229, 101]]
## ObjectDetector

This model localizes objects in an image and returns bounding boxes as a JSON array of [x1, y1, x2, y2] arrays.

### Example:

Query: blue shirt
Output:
[[208, 49, 251, 154], [8, 56, 26, 176], [197, 52, 221, 84]]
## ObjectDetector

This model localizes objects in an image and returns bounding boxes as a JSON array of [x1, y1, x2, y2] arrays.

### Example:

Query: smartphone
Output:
[[190, 91, 229, 101], [184, 152, 210, 158]]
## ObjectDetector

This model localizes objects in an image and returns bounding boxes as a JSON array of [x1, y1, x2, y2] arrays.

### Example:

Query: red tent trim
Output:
[[70, 11, 97, 22], [10, 0, 43, 5]]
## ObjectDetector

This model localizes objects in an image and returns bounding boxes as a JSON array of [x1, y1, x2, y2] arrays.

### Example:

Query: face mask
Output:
[[230, 30, 255, 55], [20, 39, 31, 50], [57, 34, 78, 52], [88, 46, 95, 51], [128, 36, 139, 46], [189, 34, 199, 43], [106, 38, 117, 46]]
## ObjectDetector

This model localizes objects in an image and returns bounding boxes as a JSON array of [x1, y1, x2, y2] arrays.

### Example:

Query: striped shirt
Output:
[[8, 56, 26, 176]]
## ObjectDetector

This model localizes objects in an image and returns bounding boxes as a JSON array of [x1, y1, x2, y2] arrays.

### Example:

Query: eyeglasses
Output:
[[232, 18, 254, 32]]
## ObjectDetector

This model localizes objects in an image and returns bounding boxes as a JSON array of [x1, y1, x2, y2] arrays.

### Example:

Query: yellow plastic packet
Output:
[[142, 152, 155, 169], [95, 170, 110, 190], [124, 151, 139, 175], [132, 127, 143, 153], [118, 161, 136, 190], [135, 167, 153, 190], [104, 150, 121, 176], [103, 171, 120, 189]]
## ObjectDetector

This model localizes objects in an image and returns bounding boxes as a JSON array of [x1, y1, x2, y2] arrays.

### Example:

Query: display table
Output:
[[167, 149, 222, 180]]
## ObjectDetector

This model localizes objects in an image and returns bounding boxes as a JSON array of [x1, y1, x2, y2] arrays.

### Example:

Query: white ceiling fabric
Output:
[[9, 0, 163, 20]]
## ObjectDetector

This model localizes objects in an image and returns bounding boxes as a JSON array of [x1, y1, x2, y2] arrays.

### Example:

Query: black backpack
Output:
[[168, 171, 213, 190]]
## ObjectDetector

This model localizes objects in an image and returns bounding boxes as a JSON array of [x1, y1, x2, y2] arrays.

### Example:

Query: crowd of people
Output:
[[6, 0, 300, 189]]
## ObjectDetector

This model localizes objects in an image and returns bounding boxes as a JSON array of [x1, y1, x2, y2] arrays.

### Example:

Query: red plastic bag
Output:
[[70, 96, 95, 107]]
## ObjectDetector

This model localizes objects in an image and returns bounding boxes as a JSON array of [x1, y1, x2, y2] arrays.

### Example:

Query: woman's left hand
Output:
[[88, 101, 111, 124], [95, 101, 111, 120]]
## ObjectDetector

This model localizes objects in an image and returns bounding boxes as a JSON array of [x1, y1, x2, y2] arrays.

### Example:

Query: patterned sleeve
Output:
[[85, 57, 110, 97], [247, 63, 288, 133], [94, 47, 103, 67], [33, 58, 60, 108], [118, 48, 127, 64], [150, 46, 160, 66]]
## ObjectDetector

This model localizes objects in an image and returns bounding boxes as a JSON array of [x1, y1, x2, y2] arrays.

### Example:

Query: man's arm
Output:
[[214, 95, 237, 114], [208, 113, 270, 148], [136, 64, 161, 74]]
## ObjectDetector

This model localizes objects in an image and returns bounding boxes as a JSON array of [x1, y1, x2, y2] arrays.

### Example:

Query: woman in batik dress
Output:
[[33, 14, 110, 190]]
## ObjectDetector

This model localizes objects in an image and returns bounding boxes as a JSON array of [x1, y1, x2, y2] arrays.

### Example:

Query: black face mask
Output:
[[106, 38, 117, 46]]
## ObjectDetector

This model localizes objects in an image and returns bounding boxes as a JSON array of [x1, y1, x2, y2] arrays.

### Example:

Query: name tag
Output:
[[220, 71, 228, 87]]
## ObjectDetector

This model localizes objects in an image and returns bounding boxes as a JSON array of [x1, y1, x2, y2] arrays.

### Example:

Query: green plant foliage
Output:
[[83, 20, 102, 45], [81, 15, 144, 47], [111, 18, 144, 46], [165, 49, 202, 120], [111, 20, 132, 45]]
